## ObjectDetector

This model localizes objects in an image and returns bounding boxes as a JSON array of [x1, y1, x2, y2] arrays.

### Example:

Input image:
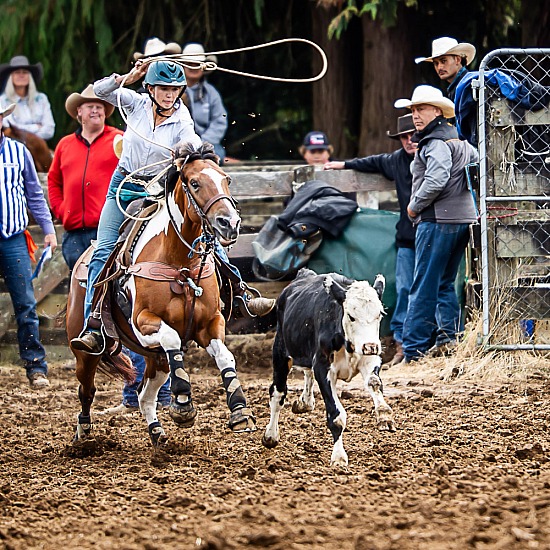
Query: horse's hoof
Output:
[[75, 414, 93, 440], [148, 421, 168, 446], [291, 400, 314, 414], [261, 435, 279, 448], [169, 401, 197, 428], [228, 407, 257, 433]]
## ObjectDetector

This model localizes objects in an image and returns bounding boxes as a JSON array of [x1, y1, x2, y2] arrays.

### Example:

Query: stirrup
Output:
[[71, 327, 106, 356]]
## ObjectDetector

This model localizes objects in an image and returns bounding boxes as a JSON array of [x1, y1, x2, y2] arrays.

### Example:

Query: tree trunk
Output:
[[521, 0, 550, 47], [359, 6, 417, 155], [310, 4, 362, 159]]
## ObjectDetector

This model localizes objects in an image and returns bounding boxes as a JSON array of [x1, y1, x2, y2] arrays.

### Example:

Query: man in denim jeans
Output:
[[0, 103, 57, 388], [394, 86, 478, 362]]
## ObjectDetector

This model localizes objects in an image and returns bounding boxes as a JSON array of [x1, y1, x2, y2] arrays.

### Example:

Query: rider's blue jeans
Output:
[[84, 171, 145, 321]]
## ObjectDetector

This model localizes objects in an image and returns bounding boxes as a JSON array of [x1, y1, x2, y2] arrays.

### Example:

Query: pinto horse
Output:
[[66, 142, 256, 446]]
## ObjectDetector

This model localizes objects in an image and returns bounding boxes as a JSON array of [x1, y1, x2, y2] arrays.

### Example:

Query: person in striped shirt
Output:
[[0, 102, 57, 388]]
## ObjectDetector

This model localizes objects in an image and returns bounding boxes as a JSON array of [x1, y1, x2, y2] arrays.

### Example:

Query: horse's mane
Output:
[[174, 141, 219, 164]]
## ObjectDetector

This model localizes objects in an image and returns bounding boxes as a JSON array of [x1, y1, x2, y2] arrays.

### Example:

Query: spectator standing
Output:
[[394, 85, 478, 362], [0, 55, 55, 140], [181, 43, 228, 162], [0, 103, 57, 388], [48, 85, 123, 270], [324, 114, 417, 365], [415, 37, 476, 102]]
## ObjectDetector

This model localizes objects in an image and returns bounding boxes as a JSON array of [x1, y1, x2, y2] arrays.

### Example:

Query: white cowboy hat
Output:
[[0, 103, 16, 118], [415, 37, 476, 65], [133, 37, 182, 61], [181, 42, 207, 63], [394, 85, 455, 119], [65, 84, 115, 119]]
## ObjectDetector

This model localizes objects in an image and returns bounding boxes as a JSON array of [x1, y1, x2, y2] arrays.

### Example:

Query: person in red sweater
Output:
[[48, 84, 123, 269]]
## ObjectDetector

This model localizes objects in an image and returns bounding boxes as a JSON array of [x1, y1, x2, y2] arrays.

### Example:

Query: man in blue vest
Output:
[[0, 102, 57, 388]]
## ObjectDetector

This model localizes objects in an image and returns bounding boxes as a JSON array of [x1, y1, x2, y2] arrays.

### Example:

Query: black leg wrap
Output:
[[221, 368, 257, 433], [148, 421, 167, 446], [167, 350, 192, 397], [167, 350, 197, 428], [221, 367, 246, 412]]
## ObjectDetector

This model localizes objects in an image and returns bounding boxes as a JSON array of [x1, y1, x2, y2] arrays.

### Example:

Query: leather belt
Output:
[[117, 166, 154, 181]]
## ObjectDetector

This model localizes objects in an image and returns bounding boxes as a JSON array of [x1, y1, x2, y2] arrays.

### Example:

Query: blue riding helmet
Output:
[[143, 61, 187, 87]]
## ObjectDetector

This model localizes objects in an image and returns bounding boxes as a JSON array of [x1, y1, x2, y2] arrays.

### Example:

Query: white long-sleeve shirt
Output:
[[0, 92, 55, 140], [94, 75, 201, 177]]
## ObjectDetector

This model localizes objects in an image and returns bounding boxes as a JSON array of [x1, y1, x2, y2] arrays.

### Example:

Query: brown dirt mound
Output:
[[1, 334, 550, 549]]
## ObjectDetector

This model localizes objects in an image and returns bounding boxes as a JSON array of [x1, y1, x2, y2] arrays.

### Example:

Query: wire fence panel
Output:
[[477, 48, 550, 349]]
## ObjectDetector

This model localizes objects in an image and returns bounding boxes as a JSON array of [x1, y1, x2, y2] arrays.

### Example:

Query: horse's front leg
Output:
[[205, 335, 256, 433], [138, 355, 170, 446], [135, 311, 197, 432], [73, 350, 100, 441]]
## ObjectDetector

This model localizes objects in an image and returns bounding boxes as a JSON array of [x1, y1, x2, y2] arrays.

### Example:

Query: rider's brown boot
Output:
[[246, 297, 276, 317], [70, 330, 104, 354]]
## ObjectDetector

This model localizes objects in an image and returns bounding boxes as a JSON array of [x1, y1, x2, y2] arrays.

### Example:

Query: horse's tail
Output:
[[98, 350, 136, 384]]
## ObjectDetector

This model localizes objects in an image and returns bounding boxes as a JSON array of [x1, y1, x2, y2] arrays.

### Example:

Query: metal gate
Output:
[[477, 48, 550, 349]]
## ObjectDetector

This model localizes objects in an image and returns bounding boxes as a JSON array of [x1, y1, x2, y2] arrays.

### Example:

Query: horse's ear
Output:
[[165, 165, 180, 193]]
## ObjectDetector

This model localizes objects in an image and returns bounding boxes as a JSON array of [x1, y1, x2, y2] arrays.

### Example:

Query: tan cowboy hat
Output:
[[394, 85, 455, 119], [133, 37, 182, 61], [0, 103, 16, 118], [113, 134, 123, 159], [415, 37, 476, 65], [0, 55, 44, 90], [65, 84, 115, 120], [386, 114, 415, 139]]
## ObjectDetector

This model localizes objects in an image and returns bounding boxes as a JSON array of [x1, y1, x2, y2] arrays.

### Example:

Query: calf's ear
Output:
[[324, 275, 347, 305], [373, 274, 385, 301]]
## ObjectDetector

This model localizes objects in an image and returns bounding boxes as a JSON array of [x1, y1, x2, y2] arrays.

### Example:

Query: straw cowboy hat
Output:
[[0, 103, 16, 118], [0, 55, 44, 90], [133, 38, 182, 61], [386, 114, 415, 139], [415, 37, 476, 65], [113, 134, 123, 159], [394, 85, 455, 119], [65, 84, 115, 120]]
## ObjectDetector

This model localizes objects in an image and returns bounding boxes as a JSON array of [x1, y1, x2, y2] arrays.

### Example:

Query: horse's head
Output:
[[172, 142, 240, 246]]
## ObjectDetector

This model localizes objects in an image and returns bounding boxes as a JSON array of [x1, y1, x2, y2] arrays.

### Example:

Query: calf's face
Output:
[[341, 281, 385, 356]]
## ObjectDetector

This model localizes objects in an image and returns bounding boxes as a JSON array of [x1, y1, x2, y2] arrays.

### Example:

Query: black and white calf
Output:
[[262, 268, 395, 466]]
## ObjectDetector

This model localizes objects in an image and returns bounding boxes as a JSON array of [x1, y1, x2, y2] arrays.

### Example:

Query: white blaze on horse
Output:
[[262, 268, 395, 466], [66, 142, 256, 446]]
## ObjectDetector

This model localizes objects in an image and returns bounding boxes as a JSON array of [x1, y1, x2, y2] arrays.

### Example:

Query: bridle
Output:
[[165, 154, 238, 257]]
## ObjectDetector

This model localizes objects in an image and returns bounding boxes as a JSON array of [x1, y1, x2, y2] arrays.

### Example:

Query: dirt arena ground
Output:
[[1, 333, 550, 550]]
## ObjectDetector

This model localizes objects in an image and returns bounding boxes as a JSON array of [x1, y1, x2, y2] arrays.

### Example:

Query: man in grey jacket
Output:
[[394, 85, 478, 362]]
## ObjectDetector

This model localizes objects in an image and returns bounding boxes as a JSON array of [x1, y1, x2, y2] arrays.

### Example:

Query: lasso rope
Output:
[[113, 37, 328, 218]]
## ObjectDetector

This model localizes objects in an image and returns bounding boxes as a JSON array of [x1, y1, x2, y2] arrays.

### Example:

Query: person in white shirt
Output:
[[0, 55, 55, 140], [72, 59, 274, 354]]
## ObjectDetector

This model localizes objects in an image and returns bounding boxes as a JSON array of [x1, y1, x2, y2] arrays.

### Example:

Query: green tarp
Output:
[[308, 209, 399, 336]]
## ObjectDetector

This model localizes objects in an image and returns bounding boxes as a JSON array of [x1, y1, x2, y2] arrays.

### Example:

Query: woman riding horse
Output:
[[71, 59, 274, 355]]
